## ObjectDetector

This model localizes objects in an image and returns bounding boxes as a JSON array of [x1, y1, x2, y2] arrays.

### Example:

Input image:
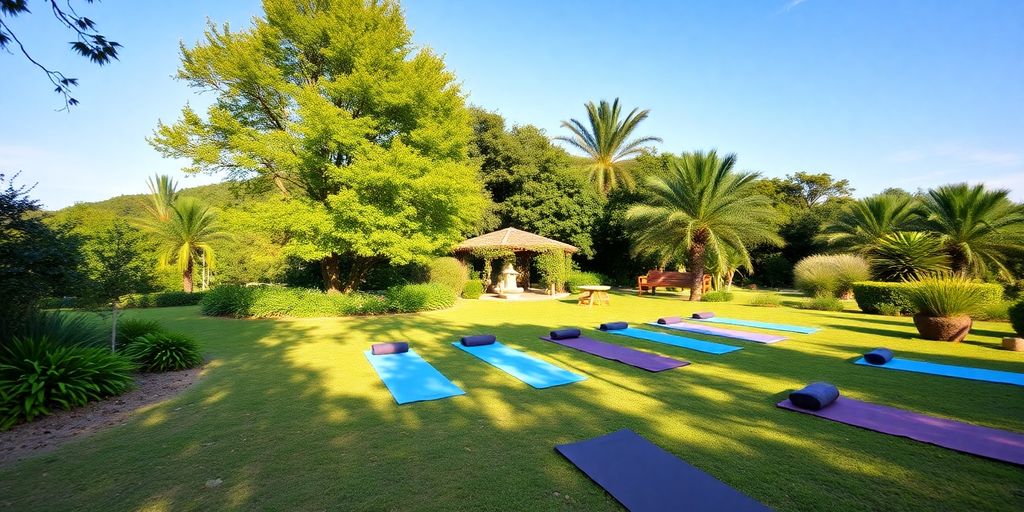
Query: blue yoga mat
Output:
[[556, 429, 770, 512], [854, 357, 1024, 387], [364, 349, 465, 404], [606, 327, 742, 355], [694, 316, 819, 334], [452, 341, 585, 388]]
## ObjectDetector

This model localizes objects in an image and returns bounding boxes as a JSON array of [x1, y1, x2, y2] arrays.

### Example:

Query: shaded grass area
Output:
[[1, 290, 1022, 511]]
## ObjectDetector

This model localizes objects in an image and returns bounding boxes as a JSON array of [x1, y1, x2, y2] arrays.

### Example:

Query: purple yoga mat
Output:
[[556, 429, 771, 512], [778, 397, 1024, 465], [654, 321, 786, 344], [540, 335, 688, 372]]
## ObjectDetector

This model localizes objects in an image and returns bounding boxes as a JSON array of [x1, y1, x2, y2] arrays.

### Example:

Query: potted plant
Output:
[[906, 276, 986, 342]]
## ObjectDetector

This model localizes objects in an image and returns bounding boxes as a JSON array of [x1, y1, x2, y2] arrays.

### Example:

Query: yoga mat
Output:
[[556, 429, 771, 512], [650, 321, 787, 344], [540, 335, 688, 372], [854, 357, 1024, 387], [778, 397, 1024, 465], [452, 341, 585, 389], [606, 327, 742, 355], [363, 349, 465, 405], [693, 316, 819, 334]]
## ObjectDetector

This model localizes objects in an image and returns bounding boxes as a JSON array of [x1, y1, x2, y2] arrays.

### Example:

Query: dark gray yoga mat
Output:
[[540, 335, 687, 372], [556, 429, 771, 512]]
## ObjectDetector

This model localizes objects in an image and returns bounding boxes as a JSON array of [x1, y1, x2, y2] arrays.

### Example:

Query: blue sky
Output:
[[2, 0, 1021, 209]]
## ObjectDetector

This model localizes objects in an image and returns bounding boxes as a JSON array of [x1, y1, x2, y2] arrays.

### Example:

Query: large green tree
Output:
[[627, 150, 782, 300], [469, 108, 601, 255], [150, 0, 484, 292], [84, 220, 155, 301], [556, 98, 661, 196], [920, 183, 1024, 277]]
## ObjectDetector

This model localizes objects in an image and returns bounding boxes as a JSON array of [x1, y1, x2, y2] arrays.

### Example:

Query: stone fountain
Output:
[[496, 263, 524, 299]]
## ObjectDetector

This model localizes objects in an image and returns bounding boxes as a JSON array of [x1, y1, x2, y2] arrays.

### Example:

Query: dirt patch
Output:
[[0, 367, 202, 466]]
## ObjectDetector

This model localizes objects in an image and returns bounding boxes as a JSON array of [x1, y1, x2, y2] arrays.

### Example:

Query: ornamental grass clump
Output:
[[906, 276, 989, 318], [794, 254, 870, 298]]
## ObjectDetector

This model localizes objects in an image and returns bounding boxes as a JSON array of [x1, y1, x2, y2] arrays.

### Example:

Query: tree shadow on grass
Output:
[[1, 305, 1022, 511]]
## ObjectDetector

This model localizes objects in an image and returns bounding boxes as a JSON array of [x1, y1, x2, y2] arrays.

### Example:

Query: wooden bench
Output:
[[637, 270, 711, 296]]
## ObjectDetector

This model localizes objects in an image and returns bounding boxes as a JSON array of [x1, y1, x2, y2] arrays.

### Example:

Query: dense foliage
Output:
[[200, 283, 455, 318], [122, 333, 203, 372], [85, 221, 156, 302], [385, 283, 457, 313], [1009, 301, 1024, 337], [427, 257, 468, 296], [853, 280, 1003, 316], [120, 291, 207, 308], [534, 250, 571, 293], [702, 291, 734, 302], [565, 271, 608, 293], [906, 276, 996, 317], [115, 319, 167, 350], [801, 296, 845, 312], [462, 279, 485, 299]]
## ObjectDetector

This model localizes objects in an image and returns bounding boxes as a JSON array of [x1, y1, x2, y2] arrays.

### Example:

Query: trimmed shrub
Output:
[[462, 279, 485, 299], [794, 254, 870, 298], [566, 271, 607, 293], [116, 319, 166, 350], [120, 291, 206, 308], [801, 296, 845, 312], [876, 303, 904, 317], [851, 281, 916, 314], [974, 301, 1010, 322], [200, 285, 254, 317], [386, 283, 457, 313], [748, 293, 782, 307], [907, 276, 994, 317], [0, 337, 135, 429], [853, 281, 1003, 315], [122, 332, 203, 372], [1009, 301, 1024, 336], [428, 257, 468, 295], [535, 250, 571, 292], [702, 291, 734, 302]]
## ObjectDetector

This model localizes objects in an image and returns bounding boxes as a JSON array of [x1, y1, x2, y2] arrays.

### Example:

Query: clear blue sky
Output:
[[2, 0, 1022, 209]]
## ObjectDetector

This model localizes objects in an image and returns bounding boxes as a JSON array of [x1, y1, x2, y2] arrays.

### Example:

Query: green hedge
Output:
[[566, 271, 608, 293], [852, 281, 1003, 315], [120, 291, 206, 308], [1008, 300, 1024, 337], [200, 284, 454, 318], [462, 279, 485, 299], [702, 291, 734, 302]]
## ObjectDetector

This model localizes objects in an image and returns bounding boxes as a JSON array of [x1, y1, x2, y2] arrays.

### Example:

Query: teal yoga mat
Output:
[[854, 357, 1024, 387], [453, 341, 585, 388], [364, 349, 465, 404], [694, 316, 819, 334], [606, 327, 742, 355]]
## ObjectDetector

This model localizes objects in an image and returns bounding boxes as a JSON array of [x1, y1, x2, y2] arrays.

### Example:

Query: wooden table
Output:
[[577, 285, 611, 307]]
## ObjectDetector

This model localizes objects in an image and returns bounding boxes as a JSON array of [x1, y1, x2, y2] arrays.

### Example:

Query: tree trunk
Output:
[[726, 270, 735, 291], [183, 257, 194, 293], [948, 245, 969, 276], [321, 252, 343, 294], [688, 242, 707, 301], [341, 255, 379, 292]]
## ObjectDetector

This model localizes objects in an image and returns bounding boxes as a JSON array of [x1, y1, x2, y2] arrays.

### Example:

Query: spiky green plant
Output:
[[626, 150, 782, 300], [122, 332, 203, 372], [820, 193, 923, 253], [0, 310, 108, 349], [869, 231, 949, 281], [144, 198, 228, 292], [144, 174, 179, 222], [906, 276, 990, 317], [556, 98, 662, 195], [920, 184, 1024, 277]]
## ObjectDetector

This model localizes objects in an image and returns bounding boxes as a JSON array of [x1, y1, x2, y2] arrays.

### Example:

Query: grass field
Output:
[[1, 290, 1022, 511]]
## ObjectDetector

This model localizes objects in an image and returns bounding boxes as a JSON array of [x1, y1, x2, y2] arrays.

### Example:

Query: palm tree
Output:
[[627, 150, 782, 300], [144, 174, 179, 222], [556, 98, 662, 195], [869, 231, 949, 281], [920, 183, 1024, 277], [146, 198, 228, 292], [707, 245, 752, 291], [820, 192, 922, 253]]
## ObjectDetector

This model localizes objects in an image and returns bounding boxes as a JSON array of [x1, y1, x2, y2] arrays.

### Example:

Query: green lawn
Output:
[[1, 290, 1022, 511]]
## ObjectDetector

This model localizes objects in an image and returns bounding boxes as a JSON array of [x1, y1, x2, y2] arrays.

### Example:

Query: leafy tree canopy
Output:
[[150, 0, 484, 291]]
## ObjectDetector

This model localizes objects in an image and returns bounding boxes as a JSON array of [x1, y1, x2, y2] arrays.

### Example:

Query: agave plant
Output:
[[869, 231, 949, 281], [556, 98, 662, 195]]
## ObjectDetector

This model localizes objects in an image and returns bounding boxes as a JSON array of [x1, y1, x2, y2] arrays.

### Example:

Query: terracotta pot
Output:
[[913, 314, 972, 342]]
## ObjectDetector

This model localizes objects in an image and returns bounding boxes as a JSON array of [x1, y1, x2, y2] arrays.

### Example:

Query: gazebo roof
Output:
[[454, 227, 578, 254]]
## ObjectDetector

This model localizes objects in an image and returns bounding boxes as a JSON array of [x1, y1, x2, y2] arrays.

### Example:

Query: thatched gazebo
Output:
[[454, 227, 578, 290]]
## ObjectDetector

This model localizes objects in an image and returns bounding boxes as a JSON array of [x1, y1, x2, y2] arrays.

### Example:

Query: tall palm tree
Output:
[[144, 174, 179, 222], [627, 150, 782, 300], [556, 98, 662, 195], [820, 193, 922, 253], [920, 183, 1024, 277], [146, 198, 228, 292]]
